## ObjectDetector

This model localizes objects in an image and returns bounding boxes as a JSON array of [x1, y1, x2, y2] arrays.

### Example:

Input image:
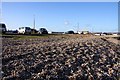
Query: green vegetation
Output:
[[1, 34, 93, 40], [1, 34, 50, 40], [1, 34, 67, 40]]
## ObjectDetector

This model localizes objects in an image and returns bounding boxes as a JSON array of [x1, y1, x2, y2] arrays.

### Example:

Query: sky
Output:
[[1, 2, 118, 32], [2, 0, 120, 2]]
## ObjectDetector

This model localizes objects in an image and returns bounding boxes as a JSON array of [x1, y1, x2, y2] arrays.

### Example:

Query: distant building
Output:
[[111, 32, 120, 36], [112, 33, 118, 36], [81, 31, 89, 34], [93, 32, 119, 36], [103, 32, 112, 35], [77, 31, 82, 34], [94, 32, 102, 36], [48, 31, 64, 34]]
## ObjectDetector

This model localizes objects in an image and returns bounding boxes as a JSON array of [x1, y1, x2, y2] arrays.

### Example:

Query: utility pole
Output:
[[77, 22, 79, 33], [33, 15, 35, 34], [33, 15, 35, 29]]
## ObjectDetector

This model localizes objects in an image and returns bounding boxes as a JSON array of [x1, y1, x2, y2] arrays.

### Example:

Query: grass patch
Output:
[[1, 34, 88, 40], [1, 34, 51, 40], [14, 35, 49, 40], [1, 34, 67, 40]]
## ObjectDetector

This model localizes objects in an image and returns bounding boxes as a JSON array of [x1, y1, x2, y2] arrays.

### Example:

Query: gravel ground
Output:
[[1, 35, 120, 80]]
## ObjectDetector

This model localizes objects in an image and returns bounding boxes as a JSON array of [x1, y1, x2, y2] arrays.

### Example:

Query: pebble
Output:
[[2, 36, 120, 80]]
